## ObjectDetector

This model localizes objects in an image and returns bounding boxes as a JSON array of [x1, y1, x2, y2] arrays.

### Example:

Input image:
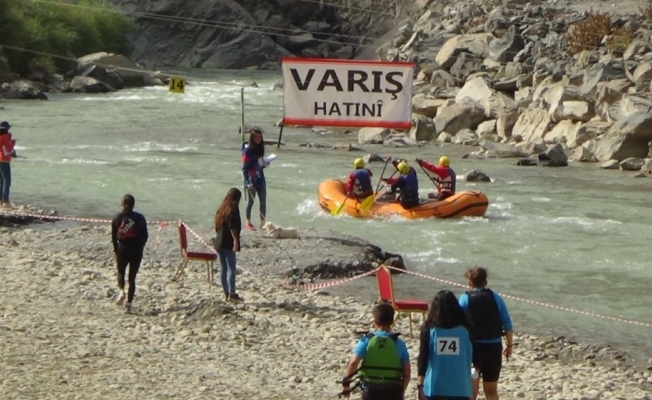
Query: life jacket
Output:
[[359, 333, 403, 386], [351, 169, 373, 197], [0, 133, 15, 163], [438, 167, 456, 194], [465, 288, 503, 340], [398, 169, 419, 207]]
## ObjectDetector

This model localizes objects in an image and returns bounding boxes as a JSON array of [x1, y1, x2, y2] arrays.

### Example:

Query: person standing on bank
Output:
[[459, 267, 513, 400], [0, 121, 17, 208], [241, 128, 268, 231], [214, 188, 243, 302], [418, 290, 474, 400], [111, 194, 148, 314]]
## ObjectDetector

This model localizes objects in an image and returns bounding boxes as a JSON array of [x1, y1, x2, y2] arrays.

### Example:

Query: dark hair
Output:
[[423, 290, 473, 330], [247, 129, 265, 158], [373, 303, 395, 326], [464, 267, 488, 288], [121, 194, 135, 213], [215, 188, 242, 228]]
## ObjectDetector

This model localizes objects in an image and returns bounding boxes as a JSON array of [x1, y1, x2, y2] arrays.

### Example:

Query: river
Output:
[[2, 68, 652, 359]]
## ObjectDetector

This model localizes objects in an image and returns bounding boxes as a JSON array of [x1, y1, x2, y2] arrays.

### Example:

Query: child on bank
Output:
[[341, 303, 411, 400]]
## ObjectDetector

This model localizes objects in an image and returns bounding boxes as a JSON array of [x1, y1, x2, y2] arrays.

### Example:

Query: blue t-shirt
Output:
[[353, 330, 410, 364], [459, 288, 513, 343], [423, 326, 473, 398]]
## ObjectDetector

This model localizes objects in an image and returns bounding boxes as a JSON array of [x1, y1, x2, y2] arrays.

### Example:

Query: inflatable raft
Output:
[[318, 179, 489, 219]]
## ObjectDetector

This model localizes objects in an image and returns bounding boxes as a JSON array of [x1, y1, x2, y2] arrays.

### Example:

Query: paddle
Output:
[[359, 166, 399, 213], [358, 157, 391, 212], [331, 193, 351, 217], [417, 159, 441, 189]]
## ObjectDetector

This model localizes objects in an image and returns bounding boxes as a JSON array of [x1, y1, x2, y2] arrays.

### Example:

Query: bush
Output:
[[606, 27, 633, 53], [566, 12, 611, 55], [0, 0, 133, 76]]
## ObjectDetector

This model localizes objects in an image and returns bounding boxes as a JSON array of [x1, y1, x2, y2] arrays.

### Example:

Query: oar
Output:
[[418, 161, 440, 189], [358, 157, 391, 212], [331, 193, 351, 217], [359, 170, 398, 213]]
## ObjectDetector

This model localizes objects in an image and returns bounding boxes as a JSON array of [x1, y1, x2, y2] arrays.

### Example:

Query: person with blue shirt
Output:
[[458, 267, 513, 400], [381, 160, 419, 209], [241, 128, 268, 231], [417, 290, 474, 400], [342, 303, 411, 400]]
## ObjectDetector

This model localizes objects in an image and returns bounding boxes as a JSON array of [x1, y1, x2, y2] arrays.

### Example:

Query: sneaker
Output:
[[124, 303, 132, 314], [245, 223, 256, 231], [228, 293, 244, 302], [115, 292, 126, 306], [224, 293, 229, 302]]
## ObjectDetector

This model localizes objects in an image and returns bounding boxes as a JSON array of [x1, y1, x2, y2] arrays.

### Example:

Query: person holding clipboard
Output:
[[241, 128, 276, 230]]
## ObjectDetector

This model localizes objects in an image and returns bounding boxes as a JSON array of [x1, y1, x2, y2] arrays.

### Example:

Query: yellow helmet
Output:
[[439, 156, 450, 167], [354, 158, 365, 168], [397, 161, 410, 174]]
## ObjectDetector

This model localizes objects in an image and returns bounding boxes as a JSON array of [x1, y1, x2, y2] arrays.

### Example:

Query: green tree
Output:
[[0, 0, 134, 76]]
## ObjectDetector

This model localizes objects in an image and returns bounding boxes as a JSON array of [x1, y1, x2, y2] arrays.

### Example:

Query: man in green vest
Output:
[[341, 303, 411, 399]]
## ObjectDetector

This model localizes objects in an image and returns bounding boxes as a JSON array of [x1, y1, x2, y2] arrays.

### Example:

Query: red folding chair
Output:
[[376, 265, 428, 337], [172, 222, 216, 287]]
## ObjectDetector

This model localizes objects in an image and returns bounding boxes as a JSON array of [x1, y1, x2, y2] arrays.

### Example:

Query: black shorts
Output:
[[472, 342, 502, 382], [362, 384, 403, 400]]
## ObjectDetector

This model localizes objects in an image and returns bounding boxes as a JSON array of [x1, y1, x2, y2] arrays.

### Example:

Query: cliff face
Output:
[[108, 0, 414, 69]]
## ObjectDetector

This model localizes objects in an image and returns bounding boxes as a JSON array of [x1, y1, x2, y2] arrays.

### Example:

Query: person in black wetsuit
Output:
[[111, 194, 148, 313]]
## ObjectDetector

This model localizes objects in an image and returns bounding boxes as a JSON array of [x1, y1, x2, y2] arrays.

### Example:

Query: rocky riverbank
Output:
[[1, 217, 651, 399], [352, 0, 652, 174]]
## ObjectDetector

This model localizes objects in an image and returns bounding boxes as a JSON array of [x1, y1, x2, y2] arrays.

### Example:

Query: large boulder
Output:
[[358, 127, 390, 144], [433, 99, 485, 135], [67, 76, 114, 93], [511, 109, 552, 143], [538, 144, 568, 167], [455, 77, 517, 118], [593, 112, 652, 161], [488, 25, 525, 63], [478, 139, 528, 158], [0, 80, 48, 100], [77, 52, 163, 87], [409, 115, 436, 141], [435, 33, 493, 70]]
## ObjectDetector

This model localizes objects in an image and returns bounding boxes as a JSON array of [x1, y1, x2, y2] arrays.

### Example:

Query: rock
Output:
[[362, 154, 385, 164], [555, 101, 596, 123], [545, 120, 580, 145], [488, 25, 525, 63], [0, 79, 48, 100], [409, 115, 436, 141], [358, 128, 390, 144], [567, 120, 612, 148], [430, 70, 457, 88], [538, 144, 568, 167], [383, 134, 419, 148], [412, 94, 445, 118], [479, 139, 528, 158], [476, 120, 496, 137], [516, 158, 538, 166], [619, 157, 645, 171], [600, 159, 620, 169], [593, 112, 652, 161], [512, 109, 552, 143], [332, 143, 362, 151], [453, 128, 478, 146], [571, 146, 597, 162], [77, 52, 162, 87], [455, 77, 517, 118], [464, 169, 491, 182], [496, 109, 519, 139], [433, 99, 485, 135], [67, 76, 113, 93], [632, 62, 652, 92], [436, 132, 453, 144], [641, 158, 652, 174], [435, 33, 493, 70], [515, 140, 547, 155]]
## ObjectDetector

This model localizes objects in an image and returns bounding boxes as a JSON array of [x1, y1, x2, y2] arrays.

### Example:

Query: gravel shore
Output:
[[0, 217, 651, 400]]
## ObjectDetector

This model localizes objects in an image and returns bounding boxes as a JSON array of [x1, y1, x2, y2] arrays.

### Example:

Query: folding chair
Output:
[[375, 265, 428, 337], [172, 222, 216, 287]]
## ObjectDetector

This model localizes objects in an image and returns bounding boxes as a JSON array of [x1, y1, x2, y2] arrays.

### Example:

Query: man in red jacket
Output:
[[415, 156, 456, 201], [0, 121, 16, 207]]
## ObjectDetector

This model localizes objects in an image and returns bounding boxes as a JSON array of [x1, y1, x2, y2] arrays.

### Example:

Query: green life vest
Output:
[[359, 332, 403, 386]]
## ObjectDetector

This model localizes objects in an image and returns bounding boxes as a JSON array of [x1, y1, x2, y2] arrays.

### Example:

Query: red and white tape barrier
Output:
[[0, 210, 176, 225], [384, 265, 652, 329], [286, 267, 381, 291]]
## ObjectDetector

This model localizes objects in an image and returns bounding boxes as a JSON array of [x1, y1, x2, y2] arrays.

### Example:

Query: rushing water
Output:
[[2, 69, 652, 358]]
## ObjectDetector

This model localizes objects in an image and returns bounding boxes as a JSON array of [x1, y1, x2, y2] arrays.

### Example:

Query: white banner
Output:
[[281, 58, 414, 129]]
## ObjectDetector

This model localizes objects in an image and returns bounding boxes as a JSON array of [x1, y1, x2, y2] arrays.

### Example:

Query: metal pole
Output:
[[240, 87, 245, 146], [277, 124, 284, 149], [240, 87, 247, 202]]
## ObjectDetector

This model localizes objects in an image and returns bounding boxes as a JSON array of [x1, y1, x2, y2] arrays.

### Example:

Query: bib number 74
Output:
[[436, 337, 460, 355]]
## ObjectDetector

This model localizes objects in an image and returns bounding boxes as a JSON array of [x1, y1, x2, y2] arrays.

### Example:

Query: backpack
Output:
[[117, 214, 140, 242], [359, 333, 403, 386]]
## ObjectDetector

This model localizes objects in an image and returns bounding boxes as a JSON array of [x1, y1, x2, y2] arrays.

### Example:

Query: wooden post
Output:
[[240, 87, 247, 202]]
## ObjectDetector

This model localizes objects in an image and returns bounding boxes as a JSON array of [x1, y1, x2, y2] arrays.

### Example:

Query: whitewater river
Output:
[[2, 68, 652, 358]]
